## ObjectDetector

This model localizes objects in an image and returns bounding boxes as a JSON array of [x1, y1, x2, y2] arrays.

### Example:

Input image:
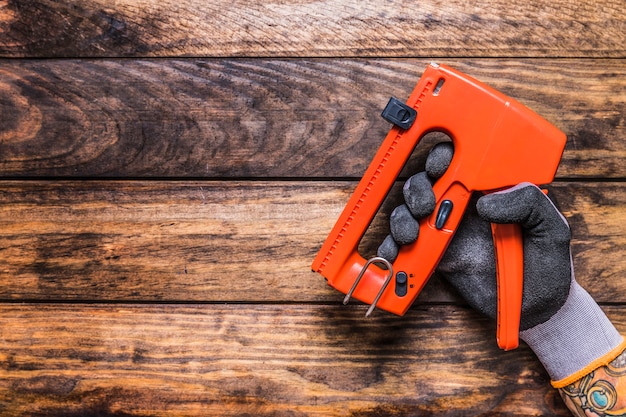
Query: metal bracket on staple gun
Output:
[[343, 257, 393, 317]]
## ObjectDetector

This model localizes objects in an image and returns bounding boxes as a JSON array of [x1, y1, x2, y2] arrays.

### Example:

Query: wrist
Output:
[[519, 278, 623, 387]]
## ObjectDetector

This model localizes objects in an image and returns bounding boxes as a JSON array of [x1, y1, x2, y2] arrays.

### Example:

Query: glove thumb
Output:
[[479, 185, 624, 386], [476, 183, 570, 239], [476, 182, 572, 330]]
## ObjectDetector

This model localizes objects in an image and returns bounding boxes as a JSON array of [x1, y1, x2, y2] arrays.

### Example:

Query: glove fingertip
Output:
[[425, 142, 454, 179], [390, 204, 419, 245], [377, 235, 399, 263], [404, 172, 436, 218]]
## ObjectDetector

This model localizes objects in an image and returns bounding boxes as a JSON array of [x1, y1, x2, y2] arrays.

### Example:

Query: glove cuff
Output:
[[551, 340, 626, 389], [519, 277, 623, 388]]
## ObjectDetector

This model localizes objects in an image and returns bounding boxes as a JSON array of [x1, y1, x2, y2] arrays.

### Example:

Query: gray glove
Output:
[[379, 142, 624, 386]]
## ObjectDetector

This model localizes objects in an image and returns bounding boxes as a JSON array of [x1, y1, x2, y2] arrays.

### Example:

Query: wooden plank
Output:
[[1, 181, 625, 304], [0, 0, 623, 58], [0, 302, 596, 416], [0, 58, 624, 178], [0, 180, 339, 302]]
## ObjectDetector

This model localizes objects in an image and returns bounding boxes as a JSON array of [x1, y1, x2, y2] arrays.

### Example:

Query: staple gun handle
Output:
[[491, 223, 524, 351], [429, 174, 524, 351]]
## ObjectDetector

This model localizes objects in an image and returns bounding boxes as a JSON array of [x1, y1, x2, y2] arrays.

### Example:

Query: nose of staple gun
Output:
[[381, 97, 417, 130]]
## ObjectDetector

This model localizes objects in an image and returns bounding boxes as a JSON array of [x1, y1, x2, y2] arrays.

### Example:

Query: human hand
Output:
[[377, 142, 571, 330], [378, 142, 623, 387]]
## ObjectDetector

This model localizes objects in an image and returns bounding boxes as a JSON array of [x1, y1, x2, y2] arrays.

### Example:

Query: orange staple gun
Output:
[[312, 63, 566, 350]]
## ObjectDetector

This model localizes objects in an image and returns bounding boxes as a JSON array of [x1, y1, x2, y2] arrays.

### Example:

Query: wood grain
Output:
[[0, 59, 624, 178], [1, 181, 625, 304], [2, 0, 626, 414], [0, 0, 624, 58], [0, 303, 593, 416]]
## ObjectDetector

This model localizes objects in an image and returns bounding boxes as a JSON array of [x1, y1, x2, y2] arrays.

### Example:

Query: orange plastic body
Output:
[[311, 63, 566, 350]]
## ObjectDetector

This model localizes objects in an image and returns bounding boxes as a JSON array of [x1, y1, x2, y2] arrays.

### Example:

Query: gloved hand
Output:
[[378, 142, 624, 388]]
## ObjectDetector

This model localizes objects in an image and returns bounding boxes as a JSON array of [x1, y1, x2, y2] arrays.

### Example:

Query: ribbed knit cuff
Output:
[[519, 278, 623, 388]]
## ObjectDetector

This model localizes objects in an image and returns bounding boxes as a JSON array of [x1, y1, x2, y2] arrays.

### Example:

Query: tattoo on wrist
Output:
[[558, 349, 626, 416]]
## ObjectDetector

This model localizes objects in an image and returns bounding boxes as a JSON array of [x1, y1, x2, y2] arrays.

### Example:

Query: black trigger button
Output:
[[435, 200, 453, 229]]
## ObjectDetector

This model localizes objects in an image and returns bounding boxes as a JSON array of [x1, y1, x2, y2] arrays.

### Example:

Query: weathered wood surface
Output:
[[0, 181, 625, 305], [0, 59, 624, 178], [2, 303, 604, 416], [1, 0, 624, 58], [1, 0, 625, 415]]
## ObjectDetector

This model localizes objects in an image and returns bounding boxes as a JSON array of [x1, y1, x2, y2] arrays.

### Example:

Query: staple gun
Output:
[[311, 63, 566, 350]]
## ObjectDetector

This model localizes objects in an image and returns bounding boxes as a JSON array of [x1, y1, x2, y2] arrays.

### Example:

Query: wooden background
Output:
[[0, 0, 624, 415]]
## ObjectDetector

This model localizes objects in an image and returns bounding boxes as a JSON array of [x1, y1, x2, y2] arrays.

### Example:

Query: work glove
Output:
[[378, 142, 624, 388]]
